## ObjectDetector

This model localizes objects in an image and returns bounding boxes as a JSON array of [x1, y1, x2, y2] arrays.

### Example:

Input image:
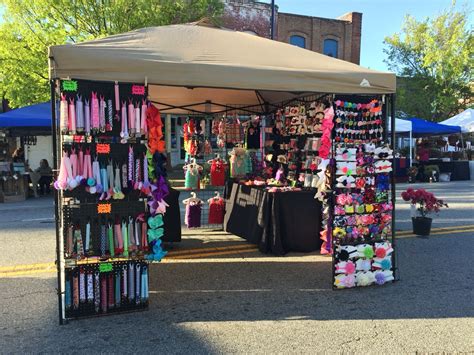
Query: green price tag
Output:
[[99, 262, 113, 273], [62, 80, 78, 92]]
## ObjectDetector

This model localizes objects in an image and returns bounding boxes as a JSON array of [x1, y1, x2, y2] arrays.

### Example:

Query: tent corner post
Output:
[[51, 79, 65, 325], [389, 94, 398, 281]]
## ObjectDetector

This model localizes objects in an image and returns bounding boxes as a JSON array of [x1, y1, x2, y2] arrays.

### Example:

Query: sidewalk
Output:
[[0, 195, 54, 212]]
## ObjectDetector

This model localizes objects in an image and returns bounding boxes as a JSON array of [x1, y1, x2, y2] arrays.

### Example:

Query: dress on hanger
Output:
[[208, 197, 225, 224], [184, 165, 200, 189], [185, 201, 202, 228], [210, 159, 227, 186]]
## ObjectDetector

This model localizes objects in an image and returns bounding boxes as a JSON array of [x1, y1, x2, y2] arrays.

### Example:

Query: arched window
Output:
[[290, 35, 306, 48], [323, 39, 338, 58]]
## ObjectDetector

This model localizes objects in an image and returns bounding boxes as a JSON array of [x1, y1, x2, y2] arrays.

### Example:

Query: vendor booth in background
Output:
[[49, 20, 397, 324], [403, 117, 468, 182], [388, 118, 413, 182], [0, 102, 53, 201], [441, 109, 474, 180]]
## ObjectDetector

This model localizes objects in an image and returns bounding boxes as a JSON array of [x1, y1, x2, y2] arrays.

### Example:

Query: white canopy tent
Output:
[[388, 118, 413, 166], [440, 108, 474, 133]]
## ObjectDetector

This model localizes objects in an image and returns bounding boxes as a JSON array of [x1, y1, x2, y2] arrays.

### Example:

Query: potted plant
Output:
[[407, 166, 418, 183], [401, 188, 448, 236]]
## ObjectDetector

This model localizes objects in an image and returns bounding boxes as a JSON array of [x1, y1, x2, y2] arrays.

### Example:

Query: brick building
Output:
[[222, 0, 362, 64]]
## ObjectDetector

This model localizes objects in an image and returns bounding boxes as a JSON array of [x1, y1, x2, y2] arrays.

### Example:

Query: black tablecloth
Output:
[[415, 160, 470, 181], [224, 182, 322, 255], [163, 187, 182, 243]]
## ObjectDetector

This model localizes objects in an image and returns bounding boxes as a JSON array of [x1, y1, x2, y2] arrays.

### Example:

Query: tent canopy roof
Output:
[[388, 118, 412, 133], [405, 117, 461, 137], [0, 102, 51, 136], [440, 108, 474, 133], [49, 22, 396, 114]]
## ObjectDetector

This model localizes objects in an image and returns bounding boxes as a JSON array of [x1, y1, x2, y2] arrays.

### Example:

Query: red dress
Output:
[[210, 160, 227, 186], [208, 198, 225, 224]]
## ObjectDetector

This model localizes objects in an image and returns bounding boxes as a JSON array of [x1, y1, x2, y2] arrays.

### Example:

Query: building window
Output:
[[290, 35, 306, 48], [323, 39, 338, 58]]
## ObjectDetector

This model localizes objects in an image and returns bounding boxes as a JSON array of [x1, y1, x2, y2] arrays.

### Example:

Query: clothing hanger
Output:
[[207, 191, 221, 203], [183, 192, 202, 204]]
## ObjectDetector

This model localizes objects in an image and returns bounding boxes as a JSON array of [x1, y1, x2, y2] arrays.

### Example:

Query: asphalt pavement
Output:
[[0, 181, 473, 353]]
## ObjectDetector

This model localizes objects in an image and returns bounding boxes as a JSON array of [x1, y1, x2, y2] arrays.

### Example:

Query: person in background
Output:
[[416, 141, 430, 181], [35, 159, 52, 195], [12, 147, 24, 162]]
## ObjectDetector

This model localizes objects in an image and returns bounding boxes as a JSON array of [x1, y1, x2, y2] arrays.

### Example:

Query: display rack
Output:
[[52, 79, 162, 324], [330, 95, 397, 289]]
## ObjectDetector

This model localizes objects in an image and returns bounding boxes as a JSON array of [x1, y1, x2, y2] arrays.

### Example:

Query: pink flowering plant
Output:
[[401, 188, 448, 217]]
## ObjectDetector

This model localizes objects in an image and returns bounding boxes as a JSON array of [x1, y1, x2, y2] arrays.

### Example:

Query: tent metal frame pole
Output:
[[51, 79, 65, 325], [389, 94, 399, 281]]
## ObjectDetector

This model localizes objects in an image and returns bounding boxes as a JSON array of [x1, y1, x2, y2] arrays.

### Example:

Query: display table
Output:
[[224, 182, 322, 255], [415, 160, 470, 181]]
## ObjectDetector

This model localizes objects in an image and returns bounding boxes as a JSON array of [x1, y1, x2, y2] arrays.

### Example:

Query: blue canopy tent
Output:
[[405, 117, 461, 137], [0, 102, 52, 136]]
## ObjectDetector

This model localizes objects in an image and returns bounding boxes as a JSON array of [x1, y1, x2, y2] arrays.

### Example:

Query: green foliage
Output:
[[0, 0, 224, 108], [384, 3, 473, 121]]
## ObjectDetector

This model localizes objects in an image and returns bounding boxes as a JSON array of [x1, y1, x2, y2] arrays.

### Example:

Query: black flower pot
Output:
[[412, 217, 432, 236]]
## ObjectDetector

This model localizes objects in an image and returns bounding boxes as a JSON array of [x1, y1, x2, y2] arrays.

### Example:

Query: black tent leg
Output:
[[51, 80, 65, 325]]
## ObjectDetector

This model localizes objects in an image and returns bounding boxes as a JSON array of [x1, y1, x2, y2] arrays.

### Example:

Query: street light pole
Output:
[[270, 0, 275, 40]]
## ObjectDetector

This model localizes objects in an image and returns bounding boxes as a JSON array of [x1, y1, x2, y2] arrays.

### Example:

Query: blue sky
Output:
[[273, 0, 472, 71], [1, 1, 470, 72]]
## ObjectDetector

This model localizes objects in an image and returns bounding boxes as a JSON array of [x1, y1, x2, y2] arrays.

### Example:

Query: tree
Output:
[[0, 0, 224, 108], [384, 3, 473, 121]]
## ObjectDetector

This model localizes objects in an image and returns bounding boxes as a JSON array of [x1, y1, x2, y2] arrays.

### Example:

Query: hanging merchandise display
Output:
[[54, 79, 171, 321], [331, 98, 395, 289]]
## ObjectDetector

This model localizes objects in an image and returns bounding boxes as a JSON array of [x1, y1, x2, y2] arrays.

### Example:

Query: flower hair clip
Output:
[[333, 227, 347, 239], [335, 261, 356, 275], [336, 193, 353, 205], [374, 242, 393, 258], [356, 243, 374, 258], [356, 258, 372, 271], [336, 175, 356, 188], [356, 271, 376, 286], [336, 161, 356, 176], [375, 160, 392, 173], [336, 245, 358, 261], [334, 206, 346, 215], [334, 274, 356, 288], [374, 270, 394, 285]]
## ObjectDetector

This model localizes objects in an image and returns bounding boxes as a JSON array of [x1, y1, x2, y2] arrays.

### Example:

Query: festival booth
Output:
[[49, 21, 397, 324], [0, 102, 54, 201], [406, 117, 468, 181]]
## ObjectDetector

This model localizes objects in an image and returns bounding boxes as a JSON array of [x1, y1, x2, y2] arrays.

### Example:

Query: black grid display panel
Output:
[[64, 261, 148, 319]]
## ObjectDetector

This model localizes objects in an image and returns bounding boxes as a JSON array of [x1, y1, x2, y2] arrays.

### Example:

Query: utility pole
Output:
[[270, 0, 275, 40]]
